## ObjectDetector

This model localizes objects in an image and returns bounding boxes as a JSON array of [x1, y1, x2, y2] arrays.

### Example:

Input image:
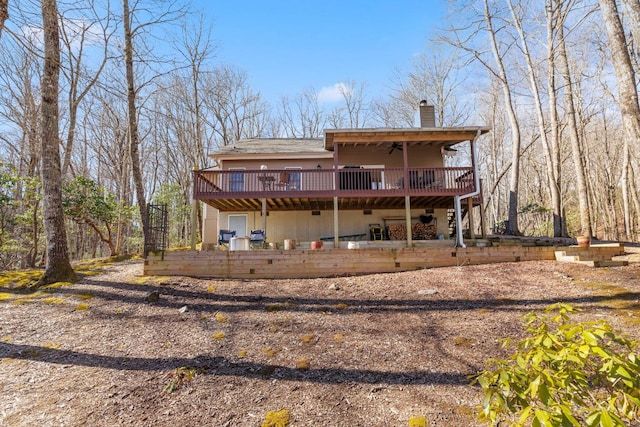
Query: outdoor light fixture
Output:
[[441, 146, 457, 157], [260, 165, 268, 170]]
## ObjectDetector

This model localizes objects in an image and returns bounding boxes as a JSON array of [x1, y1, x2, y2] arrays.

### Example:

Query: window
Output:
[[285, 167, 301, 190], [229, 168, 245, 192]]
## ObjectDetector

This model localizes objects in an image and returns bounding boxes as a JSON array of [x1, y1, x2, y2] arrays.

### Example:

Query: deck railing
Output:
[[193, 167, 476, 199]]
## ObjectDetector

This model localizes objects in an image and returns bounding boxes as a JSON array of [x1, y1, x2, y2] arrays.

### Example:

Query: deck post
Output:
[[405, 196, 413, 247], [261, 197, 267, 234], [333, 196, 339, 248], [191, 166, 199, 250]]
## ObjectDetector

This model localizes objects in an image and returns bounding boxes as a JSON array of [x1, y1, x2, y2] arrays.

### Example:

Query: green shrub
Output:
[[474, 303, 640, 426]]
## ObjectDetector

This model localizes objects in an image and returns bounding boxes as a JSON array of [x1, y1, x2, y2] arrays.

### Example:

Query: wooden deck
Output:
[[143, 244, 627, 279], [193, 167, 479, 211]]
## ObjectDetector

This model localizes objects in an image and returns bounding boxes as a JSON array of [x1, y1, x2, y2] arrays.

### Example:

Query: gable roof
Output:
[[213, 138, 325, 156], [210, 127, 491, 161]]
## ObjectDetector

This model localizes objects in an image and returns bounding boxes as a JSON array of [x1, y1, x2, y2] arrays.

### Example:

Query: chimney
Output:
[[419, 100, 435, 128]]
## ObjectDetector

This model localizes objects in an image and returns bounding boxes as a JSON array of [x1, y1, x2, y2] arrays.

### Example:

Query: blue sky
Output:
[[196, 1, 447, 105]]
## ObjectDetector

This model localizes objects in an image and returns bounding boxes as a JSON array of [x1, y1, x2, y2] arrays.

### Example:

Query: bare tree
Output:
[[482, 0, 522, 235], [326, 80, 371, 129], [59, 0, 114, 177], [379, 47, 471, 128], [122, 0, 148, 241], [201, 65, 268, 146], [178, 17, 211, 168], [37, 0, 74, 286], [599, 0, 640, 240], [556, 1, 592, 237], [277, 88, 325, 138], [508, 0, 565, 236], [546, 0, 568, 237]]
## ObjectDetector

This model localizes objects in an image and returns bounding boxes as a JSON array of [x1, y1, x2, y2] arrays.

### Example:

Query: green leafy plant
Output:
[[62, 177, 126, 256], [163, 366, 202, 393], [0, 166, 42, 270], [474, 303, 640, 426]]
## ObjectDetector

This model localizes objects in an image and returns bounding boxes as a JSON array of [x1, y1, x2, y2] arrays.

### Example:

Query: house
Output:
[[194, 102, 490, 249]]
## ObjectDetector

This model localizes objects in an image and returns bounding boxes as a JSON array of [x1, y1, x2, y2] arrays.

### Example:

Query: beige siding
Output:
[[222, 158, 333, 170], [336, 145, 444, 168], [219, 145, 446, 170], [202, 203, 219, 245]]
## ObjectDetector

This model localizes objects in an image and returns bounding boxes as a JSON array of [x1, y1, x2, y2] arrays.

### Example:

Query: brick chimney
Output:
[[419, 100, 435, 128]]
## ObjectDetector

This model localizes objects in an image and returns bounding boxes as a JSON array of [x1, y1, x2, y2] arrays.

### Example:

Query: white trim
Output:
[[454, 129, 483, 248]]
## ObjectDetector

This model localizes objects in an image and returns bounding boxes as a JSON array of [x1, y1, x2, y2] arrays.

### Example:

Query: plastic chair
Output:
[[274, 172, 291, 189], [218, 229, 236, 248], [249, 229, 266, 248]]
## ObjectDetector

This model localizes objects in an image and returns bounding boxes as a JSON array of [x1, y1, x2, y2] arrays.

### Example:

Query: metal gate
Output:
[[144, 203, 168, 258]]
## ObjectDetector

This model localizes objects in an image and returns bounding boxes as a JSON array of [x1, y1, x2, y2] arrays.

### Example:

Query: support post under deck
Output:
[[333, 196, 339, 248], [405, 196, 412, 248]]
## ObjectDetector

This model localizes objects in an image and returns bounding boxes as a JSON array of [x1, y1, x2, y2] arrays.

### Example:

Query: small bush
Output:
[[474, 303, 640, 426], [163, 367, 201, 393]]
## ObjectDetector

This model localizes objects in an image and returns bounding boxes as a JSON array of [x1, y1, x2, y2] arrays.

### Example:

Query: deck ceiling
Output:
[[324, 127, 491, 150], [202, 195, 479, 212]]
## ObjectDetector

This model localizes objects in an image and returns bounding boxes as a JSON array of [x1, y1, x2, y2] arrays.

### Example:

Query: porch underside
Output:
[[201, 195, 477, 212]]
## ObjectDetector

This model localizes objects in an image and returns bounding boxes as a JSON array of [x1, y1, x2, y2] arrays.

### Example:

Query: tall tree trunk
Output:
[[37, 0, 75, 286], [123, 0, 148, 246], [556, 16, 592, 237], [599, 0, 640, 241], [630, 163, 640, 238], [484, 0, 521, 235], [510, 0, 564, 237], [546, 0, 567, 237], [621, 0, 640, 61]]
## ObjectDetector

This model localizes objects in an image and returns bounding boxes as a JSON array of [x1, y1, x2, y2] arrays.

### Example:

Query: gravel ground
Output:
[[1, 258, 639, 426]]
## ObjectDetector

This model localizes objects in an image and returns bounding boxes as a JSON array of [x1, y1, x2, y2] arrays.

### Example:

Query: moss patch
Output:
[[0, 270, 42, 290], [578, 281, 640, 326]]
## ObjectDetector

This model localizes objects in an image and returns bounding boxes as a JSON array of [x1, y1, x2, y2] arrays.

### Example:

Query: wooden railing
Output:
[[193, 167, 476, 199]]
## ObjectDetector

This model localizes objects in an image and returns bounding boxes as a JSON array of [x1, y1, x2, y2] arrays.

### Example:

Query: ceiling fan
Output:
[[388, 142, 403, 154]]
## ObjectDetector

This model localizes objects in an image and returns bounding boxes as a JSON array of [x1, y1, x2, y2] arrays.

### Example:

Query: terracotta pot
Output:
[[576, 235, 590, 248], [311, 240, 323, 250]]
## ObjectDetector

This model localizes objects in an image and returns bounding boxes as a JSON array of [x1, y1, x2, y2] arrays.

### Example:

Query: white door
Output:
[[228, 214, 248, 237]]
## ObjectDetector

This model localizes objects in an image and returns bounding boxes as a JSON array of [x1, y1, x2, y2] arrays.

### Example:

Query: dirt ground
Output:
[[1, 257, 639, 426]]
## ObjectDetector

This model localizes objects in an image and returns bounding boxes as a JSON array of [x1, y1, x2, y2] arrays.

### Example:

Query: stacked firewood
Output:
[[387, 224, 407, 240], [412, 222, 437, 240], [387, 223, 437, 240]]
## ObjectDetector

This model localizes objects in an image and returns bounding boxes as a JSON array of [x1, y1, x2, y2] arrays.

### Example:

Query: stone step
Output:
[[556, 254, 580, 262], [591, 260, 628, 267], [559, 258, 628, 267], [555, 249, 629, 267]]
